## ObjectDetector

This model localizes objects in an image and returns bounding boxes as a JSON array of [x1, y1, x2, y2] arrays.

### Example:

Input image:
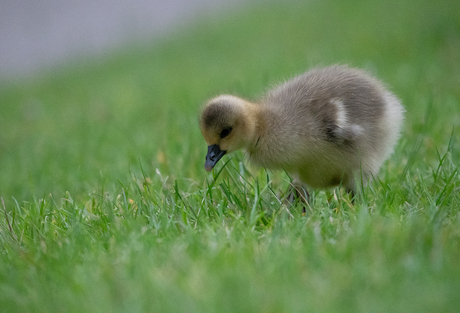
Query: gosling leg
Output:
[[344, 177, 357, 204], [286, 180, 310, 214]]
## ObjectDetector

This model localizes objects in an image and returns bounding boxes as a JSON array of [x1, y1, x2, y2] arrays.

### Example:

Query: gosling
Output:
[[199, 65, 404, 197]]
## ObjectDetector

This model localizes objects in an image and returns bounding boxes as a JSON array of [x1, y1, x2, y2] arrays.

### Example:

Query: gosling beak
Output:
[[205, 144, 226, 172]]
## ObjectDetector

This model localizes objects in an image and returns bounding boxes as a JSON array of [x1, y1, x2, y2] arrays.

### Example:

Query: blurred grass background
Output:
[[0, 0, 460, 311]]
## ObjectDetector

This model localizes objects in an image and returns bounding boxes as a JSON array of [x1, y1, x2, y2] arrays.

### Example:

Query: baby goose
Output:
[[199, 65, 404, 196]]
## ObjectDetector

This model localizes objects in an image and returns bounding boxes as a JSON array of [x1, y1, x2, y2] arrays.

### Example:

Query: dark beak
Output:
[[205, 144, 226, 172]]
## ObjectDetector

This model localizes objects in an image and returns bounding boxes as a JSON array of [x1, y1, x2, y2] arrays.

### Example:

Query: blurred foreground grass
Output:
[[0, 0, 459, 312]]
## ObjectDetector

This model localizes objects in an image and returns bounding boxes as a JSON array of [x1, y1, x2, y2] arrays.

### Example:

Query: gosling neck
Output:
[[243, 100, 266, 151]]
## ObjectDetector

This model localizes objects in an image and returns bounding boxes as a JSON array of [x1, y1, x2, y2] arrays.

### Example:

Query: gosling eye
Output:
[[220, 127, 232, 139]]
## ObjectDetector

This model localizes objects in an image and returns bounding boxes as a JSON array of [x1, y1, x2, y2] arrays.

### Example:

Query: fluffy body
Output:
[[200, 65, 404, 193]]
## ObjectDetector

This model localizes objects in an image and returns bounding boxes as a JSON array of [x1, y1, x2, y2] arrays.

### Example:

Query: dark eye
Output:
[[220, 127, 232, 139]]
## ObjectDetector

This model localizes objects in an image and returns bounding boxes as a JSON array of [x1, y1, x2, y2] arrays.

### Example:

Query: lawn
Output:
[[0, 0, 459, 311]]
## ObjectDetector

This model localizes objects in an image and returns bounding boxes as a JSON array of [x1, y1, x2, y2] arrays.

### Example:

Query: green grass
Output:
[[1, 0, 460, 311]]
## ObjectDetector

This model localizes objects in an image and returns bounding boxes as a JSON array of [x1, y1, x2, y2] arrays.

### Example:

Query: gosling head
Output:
[[199, 95, 257, 171]]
